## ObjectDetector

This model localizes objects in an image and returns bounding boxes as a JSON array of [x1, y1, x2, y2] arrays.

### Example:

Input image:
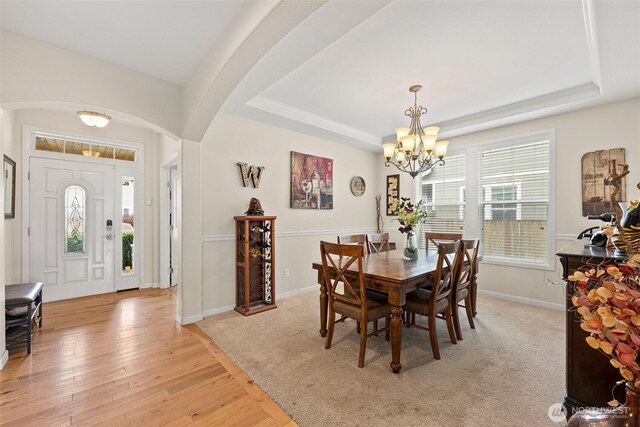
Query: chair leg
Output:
[[356, 321, 361, 333], [465, 294, 476, 329], [358, 320, 367, 368], [452, 300, 463, 341], [385, 316, 390, 342], [428, 313, 440, 360], [325, 307, 336, 350], [445, 307, 458, 344], [373, 319, 379, 336]]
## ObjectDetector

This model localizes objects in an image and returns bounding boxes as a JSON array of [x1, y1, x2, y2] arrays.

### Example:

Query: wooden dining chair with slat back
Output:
[[425, 232, 463, 251], [337, 234, 368, 251], [452, 238, 480, 340], [403, 241, 465, 360], [366, 233, 390, 254], [320, 241, 391, 368]]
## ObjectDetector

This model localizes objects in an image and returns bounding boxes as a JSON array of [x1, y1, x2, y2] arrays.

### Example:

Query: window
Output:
[[417, 154, 466, 248], [35, 135, 136, 162], [415, 131, 555, 269], [122, 177, 135, 274], [64, 186, 86, 254], [479, 140, 550, 266]]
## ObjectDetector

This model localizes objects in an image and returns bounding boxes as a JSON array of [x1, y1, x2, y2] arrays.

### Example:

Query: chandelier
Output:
[[383, 85, 448, 178]]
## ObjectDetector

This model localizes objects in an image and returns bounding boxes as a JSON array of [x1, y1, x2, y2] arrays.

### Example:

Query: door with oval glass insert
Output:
[[29, 157, 115, 301]]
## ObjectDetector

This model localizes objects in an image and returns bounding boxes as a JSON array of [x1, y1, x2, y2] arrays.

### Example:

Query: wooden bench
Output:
[[5, 282, 43, 354]]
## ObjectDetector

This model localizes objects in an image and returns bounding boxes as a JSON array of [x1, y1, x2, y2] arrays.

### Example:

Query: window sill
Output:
[[480, 256, 555, 272]]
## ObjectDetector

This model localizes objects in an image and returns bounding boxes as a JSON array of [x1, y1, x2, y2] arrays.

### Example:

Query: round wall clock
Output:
[[350, 176, 366, 196]]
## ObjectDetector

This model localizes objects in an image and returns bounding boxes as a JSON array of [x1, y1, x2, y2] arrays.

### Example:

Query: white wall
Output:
[[379, 98, 640, 307], [1, 109, 8, 368], [0, 31, 182, 137], [196, 112, 380, 315], [2, 108, 163, 289]]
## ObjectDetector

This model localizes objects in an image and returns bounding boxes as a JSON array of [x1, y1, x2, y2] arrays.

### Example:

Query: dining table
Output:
[[312, 248, 447, 374]]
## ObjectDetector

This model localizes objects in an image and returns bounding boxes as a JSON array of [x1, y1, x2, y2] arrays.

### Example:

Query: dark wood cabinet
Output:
[[557, 241, 627, 416], [234, 216, 277, 316]]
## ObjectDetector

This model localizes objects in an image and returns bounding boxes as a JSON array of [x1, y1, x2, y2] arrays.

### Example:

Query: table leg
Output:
[[390, 305, 403, 374], [318, 271, 328, 337], [471, 270, 478, 317]]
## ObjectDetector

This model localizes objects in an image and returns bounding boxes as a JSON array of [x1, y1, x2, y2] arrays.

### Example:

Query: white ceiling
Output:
[[0, 0, 243, 84], [1, 0, 639, 148]]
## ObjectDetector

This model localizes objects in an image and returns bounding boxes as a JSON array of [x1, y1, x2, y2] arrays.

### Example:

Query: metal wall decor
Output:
[[350, 176, 366, 196], [237, 162, 265, 188]]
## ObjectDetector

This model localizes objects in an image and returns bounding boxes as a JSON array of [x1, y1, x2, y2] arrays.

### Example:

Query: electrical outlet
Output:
[[284, 268, 290, 278]]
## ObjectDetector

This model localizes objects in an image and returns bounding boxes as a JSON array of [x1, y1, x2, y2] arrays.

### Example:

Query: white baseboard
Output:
[[202, 304, 235, 318], [279, 285, 317, 300], [200, 285, 318, 319], [142, 282, 161, 289], [176, 313, 204, 325], [0, 349, 9, 370], [478, 289, 564, 311]]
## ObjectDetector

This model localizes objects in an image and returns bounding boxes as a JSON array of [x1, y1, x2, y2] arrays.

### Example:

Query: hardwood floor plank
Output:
[[0, 289, 296, 427]]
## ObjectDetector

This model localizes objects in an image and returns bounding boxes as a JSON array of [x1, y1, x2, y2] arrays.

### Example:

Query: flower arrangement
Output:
[[571, 254, 640, 404], [396, 197, 428, 234]]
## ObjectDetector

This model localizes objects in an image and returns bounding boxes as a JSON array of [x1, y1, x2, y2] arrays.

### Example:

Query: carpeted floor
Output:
[[197, 291, 565, 427]]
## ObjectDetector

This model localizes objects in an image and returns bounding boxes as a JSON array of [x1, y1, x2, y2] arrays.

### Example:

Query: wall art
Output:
[[290, 151, 333, 209], [386, 174, 400, 215], [581, 148, 626, 216]]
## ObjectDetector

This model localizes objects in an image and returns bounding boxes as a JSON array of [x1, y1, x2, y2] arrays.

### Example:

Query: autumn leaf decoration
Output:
[[571, 254, 640, 404]]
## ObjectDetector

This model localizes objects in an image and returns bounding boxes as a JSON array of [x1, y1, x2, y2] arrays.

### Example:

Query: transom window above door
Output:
[[35, 135, 136, 162]]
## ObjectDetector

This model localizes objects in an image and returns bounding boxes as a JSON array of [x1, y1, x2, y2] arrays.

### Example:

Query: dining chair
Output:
[[403, 241, 465, 360], [452, 239, 480, 340], [337, 234, 368, 250], [366, 233, 391, 254], [425, 232, 463, 251], [320, 241, 391, 368]]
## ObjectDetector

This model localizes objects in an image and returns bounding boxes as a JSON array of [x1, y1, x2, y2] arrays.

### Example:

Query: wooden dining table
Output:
[[312, 249, 444, 374]]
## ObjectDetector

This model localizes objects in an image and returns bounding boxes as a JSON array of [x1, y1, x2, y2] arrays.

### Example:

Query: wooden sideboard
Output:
[[557, 241, 627, 416]]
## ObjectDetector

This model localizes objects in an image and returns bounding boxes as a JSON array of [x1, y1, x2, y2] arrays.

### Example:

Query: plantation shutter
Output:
[[478, 140, 550, 264], [417, 154, 466, 249]]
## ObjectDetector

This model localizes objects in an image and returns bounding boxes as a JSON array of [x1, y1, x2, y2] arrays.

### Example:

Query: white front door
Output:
[[29, 157, 115, 301]]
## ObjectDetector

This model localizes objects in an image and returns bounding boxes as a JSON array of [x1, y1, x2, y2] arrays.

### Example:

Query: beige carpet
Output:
[[197, 291, 565, 427]]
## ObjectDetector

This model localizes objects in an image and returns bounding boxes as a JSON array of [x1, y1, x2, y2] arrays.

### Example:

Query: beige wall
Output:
[[0, 31, 181, 137], [378, 98, 640, 307], [1, 109, 8, 367], [197, 112, 379, 315], [2, 108, 163, 289]]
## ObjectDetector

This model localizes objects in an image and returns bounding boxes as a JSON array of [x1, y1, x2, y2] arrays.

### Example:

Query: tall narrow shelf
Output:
[[234, 215, 277, 316]]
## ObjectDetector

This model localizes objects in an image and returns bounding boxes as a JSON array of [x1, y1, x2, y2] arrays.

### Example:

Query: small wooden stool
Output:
[[5, 282, 43, 354]]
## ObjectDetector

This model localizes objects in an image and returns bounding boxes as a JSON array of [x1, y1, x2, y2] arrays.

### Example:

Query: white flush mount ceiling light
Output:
[[383, 85, 448, 178], [76, 110, 111, 128]]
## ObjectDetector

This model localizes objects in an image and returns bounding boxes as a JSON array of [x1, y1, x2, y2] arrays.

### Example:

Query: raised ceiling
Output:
[[1, 0, 639, 148], [0, 0, 243, 84]]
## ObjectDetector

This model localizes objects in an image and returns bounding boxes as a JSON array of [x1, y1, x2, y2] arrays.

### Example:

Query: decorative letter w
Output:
[[237, 162, 265, 188]]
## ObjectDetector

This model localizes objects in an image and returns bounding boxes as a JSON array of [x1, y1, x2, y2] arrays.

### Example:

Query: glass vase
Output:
[[568, 383, 640, 426], [403, 230, 418, 260]]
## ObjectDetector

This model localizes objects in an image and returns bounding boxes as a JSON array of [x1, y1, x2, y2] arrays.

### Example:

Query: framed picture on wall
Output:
[[581, 148, 626, 216], [290, 151, 333, 209], [4, 155, 16, 219], [386, 174, 400, 215]]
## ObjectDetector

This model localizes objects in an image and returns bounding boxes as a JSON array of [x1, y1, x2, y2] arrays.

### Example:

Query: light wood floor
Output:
[[0, 288, 296, 427]]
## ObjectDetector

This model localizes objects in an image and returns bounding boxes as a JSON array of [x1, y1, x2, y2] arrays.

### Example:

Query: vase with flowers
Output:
[[396, 197, 428, 260], [569, 255, 640, 426]]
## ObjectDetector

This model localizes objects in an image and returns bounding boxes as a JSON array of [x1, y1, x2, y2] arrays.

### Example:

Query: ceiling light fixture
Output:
[[383, 85, 448, 178], [76, 110, 111, 128], [82, 150, 100, 157]]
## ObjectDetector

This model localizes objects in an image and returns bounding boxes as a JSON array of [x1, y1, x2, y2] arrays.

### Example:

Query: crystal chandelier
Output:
[[383, 85, 448, 178]]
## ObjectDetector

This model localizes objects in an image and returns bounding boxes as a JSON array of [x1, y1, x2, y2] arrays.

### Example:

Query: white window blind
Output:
[[417, 154, 466, 248], [478, 140, 550, 265]]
